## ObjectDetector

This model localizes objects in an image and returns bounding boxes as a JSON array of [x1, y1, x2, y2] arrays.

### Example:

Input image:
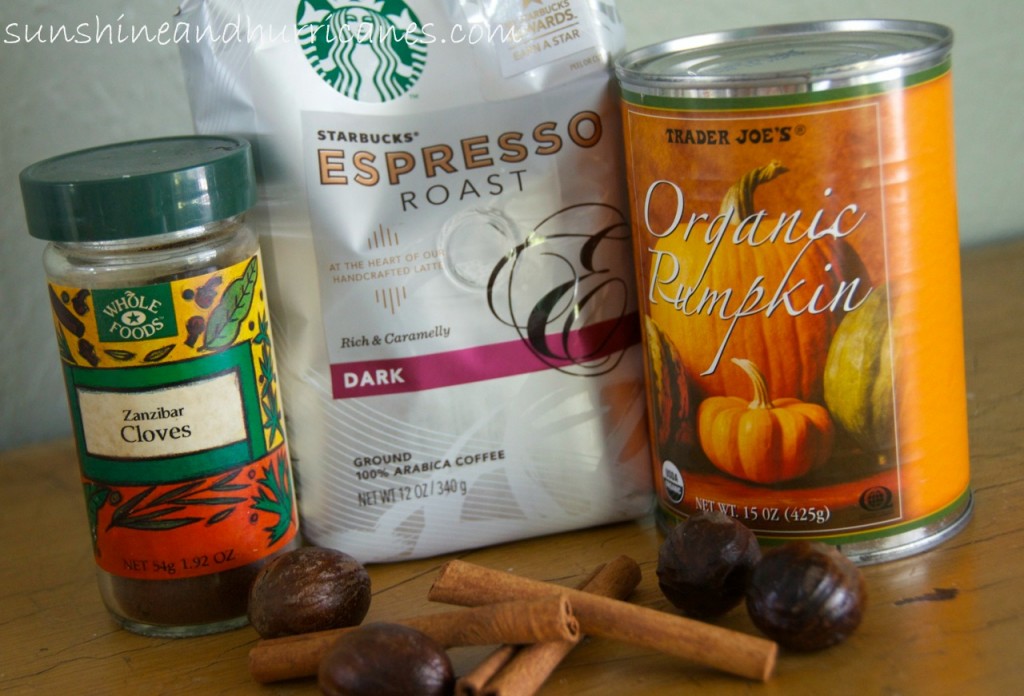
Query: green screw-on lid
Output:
[[20, 135, 256, 242]]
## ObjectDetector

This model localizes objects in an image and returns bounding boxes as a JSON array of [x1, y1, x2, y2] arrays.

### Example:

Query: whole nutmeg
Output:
[[656, 510, 761, 618], [248, 546, 371, 639], [745, 541, 867, 651], [318, 622, 454, 696]]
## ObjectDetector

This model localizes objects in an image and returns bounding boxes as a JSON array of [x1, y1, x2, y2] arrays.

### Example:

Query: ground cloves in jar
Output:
[[19, 136, 300, 637]]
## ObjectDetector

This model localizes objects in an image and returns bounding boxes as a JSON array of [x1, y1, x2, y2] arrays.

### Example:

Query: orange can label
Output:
[[621, 65, 971, 550]]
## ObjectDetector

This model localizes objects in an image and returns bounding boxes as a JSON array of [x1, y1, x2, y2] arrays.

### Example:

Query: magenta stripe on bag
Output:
[[330, 314, 640, 398]]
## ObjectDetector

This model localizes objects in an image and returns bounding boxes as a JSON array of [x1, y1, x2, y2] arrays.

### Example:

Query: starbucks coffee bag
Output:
[[178, 0, 651, 561]]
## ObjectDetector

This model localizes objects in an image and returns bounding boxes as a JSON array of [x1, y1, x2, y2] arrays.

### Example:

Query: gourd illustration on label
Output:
[[178, 0, 653, 561]]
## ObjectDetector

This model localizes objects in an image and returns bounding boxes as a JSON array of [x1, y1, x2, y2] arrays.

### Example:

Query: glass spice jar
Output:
[[20, 136, 300, 637]]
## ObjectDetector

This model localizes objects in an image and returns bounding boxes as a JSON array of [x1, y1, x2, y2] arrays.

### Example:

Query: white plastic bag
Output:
[[179, 0, 651, 562]]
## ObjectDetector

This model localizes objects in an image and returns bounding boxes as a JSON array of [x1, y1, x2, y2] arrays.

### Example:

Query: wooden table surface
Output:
[[2, 238, 1023, 695]]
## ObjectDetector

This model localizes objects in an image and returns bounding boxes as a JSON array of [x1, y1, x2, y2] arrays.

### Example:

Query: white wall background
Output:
[[1, 0, 1021, 451]]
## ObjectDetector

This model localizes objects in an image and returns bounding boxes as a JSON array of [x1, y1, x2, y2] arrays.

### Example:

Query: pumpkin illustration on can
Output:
[[646, 160, 861, 405], [698, 358, 834, 484]]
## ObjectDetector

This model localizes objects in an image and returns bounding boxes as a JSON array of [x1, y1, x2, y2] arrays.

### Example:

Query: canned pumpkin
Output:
[[617, 20, 972, 563]]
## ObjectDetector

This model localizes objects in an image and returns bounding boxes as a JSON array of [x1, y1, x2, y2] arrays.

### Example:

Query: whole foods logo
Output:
[[93, 286, 177, 343], [297, 0, 427, 102]]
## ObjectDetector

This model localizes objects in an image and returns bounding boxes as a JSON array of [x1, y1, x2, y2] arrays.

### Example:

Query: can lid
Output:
[[20, 135, 256, 242], [615, 20, 953, 98]]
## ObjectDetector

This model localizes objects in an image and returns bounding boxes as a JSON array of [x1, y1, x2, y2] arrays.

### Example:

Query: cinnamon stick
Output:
[[457, 556, 642, 696], [429, 559, 777, 682], [482, 640, 576, 696], [249, 594, 578, 684], [456, 645, 520, 696]]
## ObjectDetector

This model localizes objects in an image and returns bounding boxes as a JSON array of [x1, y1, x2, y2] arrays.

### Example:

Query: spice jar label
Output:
[[47, 253, 299, 580]]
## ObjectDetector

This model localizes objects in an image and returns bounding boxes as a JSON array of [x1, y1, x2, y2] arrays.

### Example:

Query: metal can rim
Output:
[[615, 19, 953, 98]]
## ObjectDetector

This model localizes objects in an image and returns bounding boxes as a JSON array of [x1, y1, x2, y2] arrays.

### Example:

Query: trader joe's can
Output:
[[616, 20, 972, 563]]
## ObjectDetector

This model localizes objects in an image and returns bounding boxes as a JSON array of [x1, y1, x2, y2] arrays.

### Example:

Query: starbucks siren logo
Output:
[[297, 0, 428, 102]]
